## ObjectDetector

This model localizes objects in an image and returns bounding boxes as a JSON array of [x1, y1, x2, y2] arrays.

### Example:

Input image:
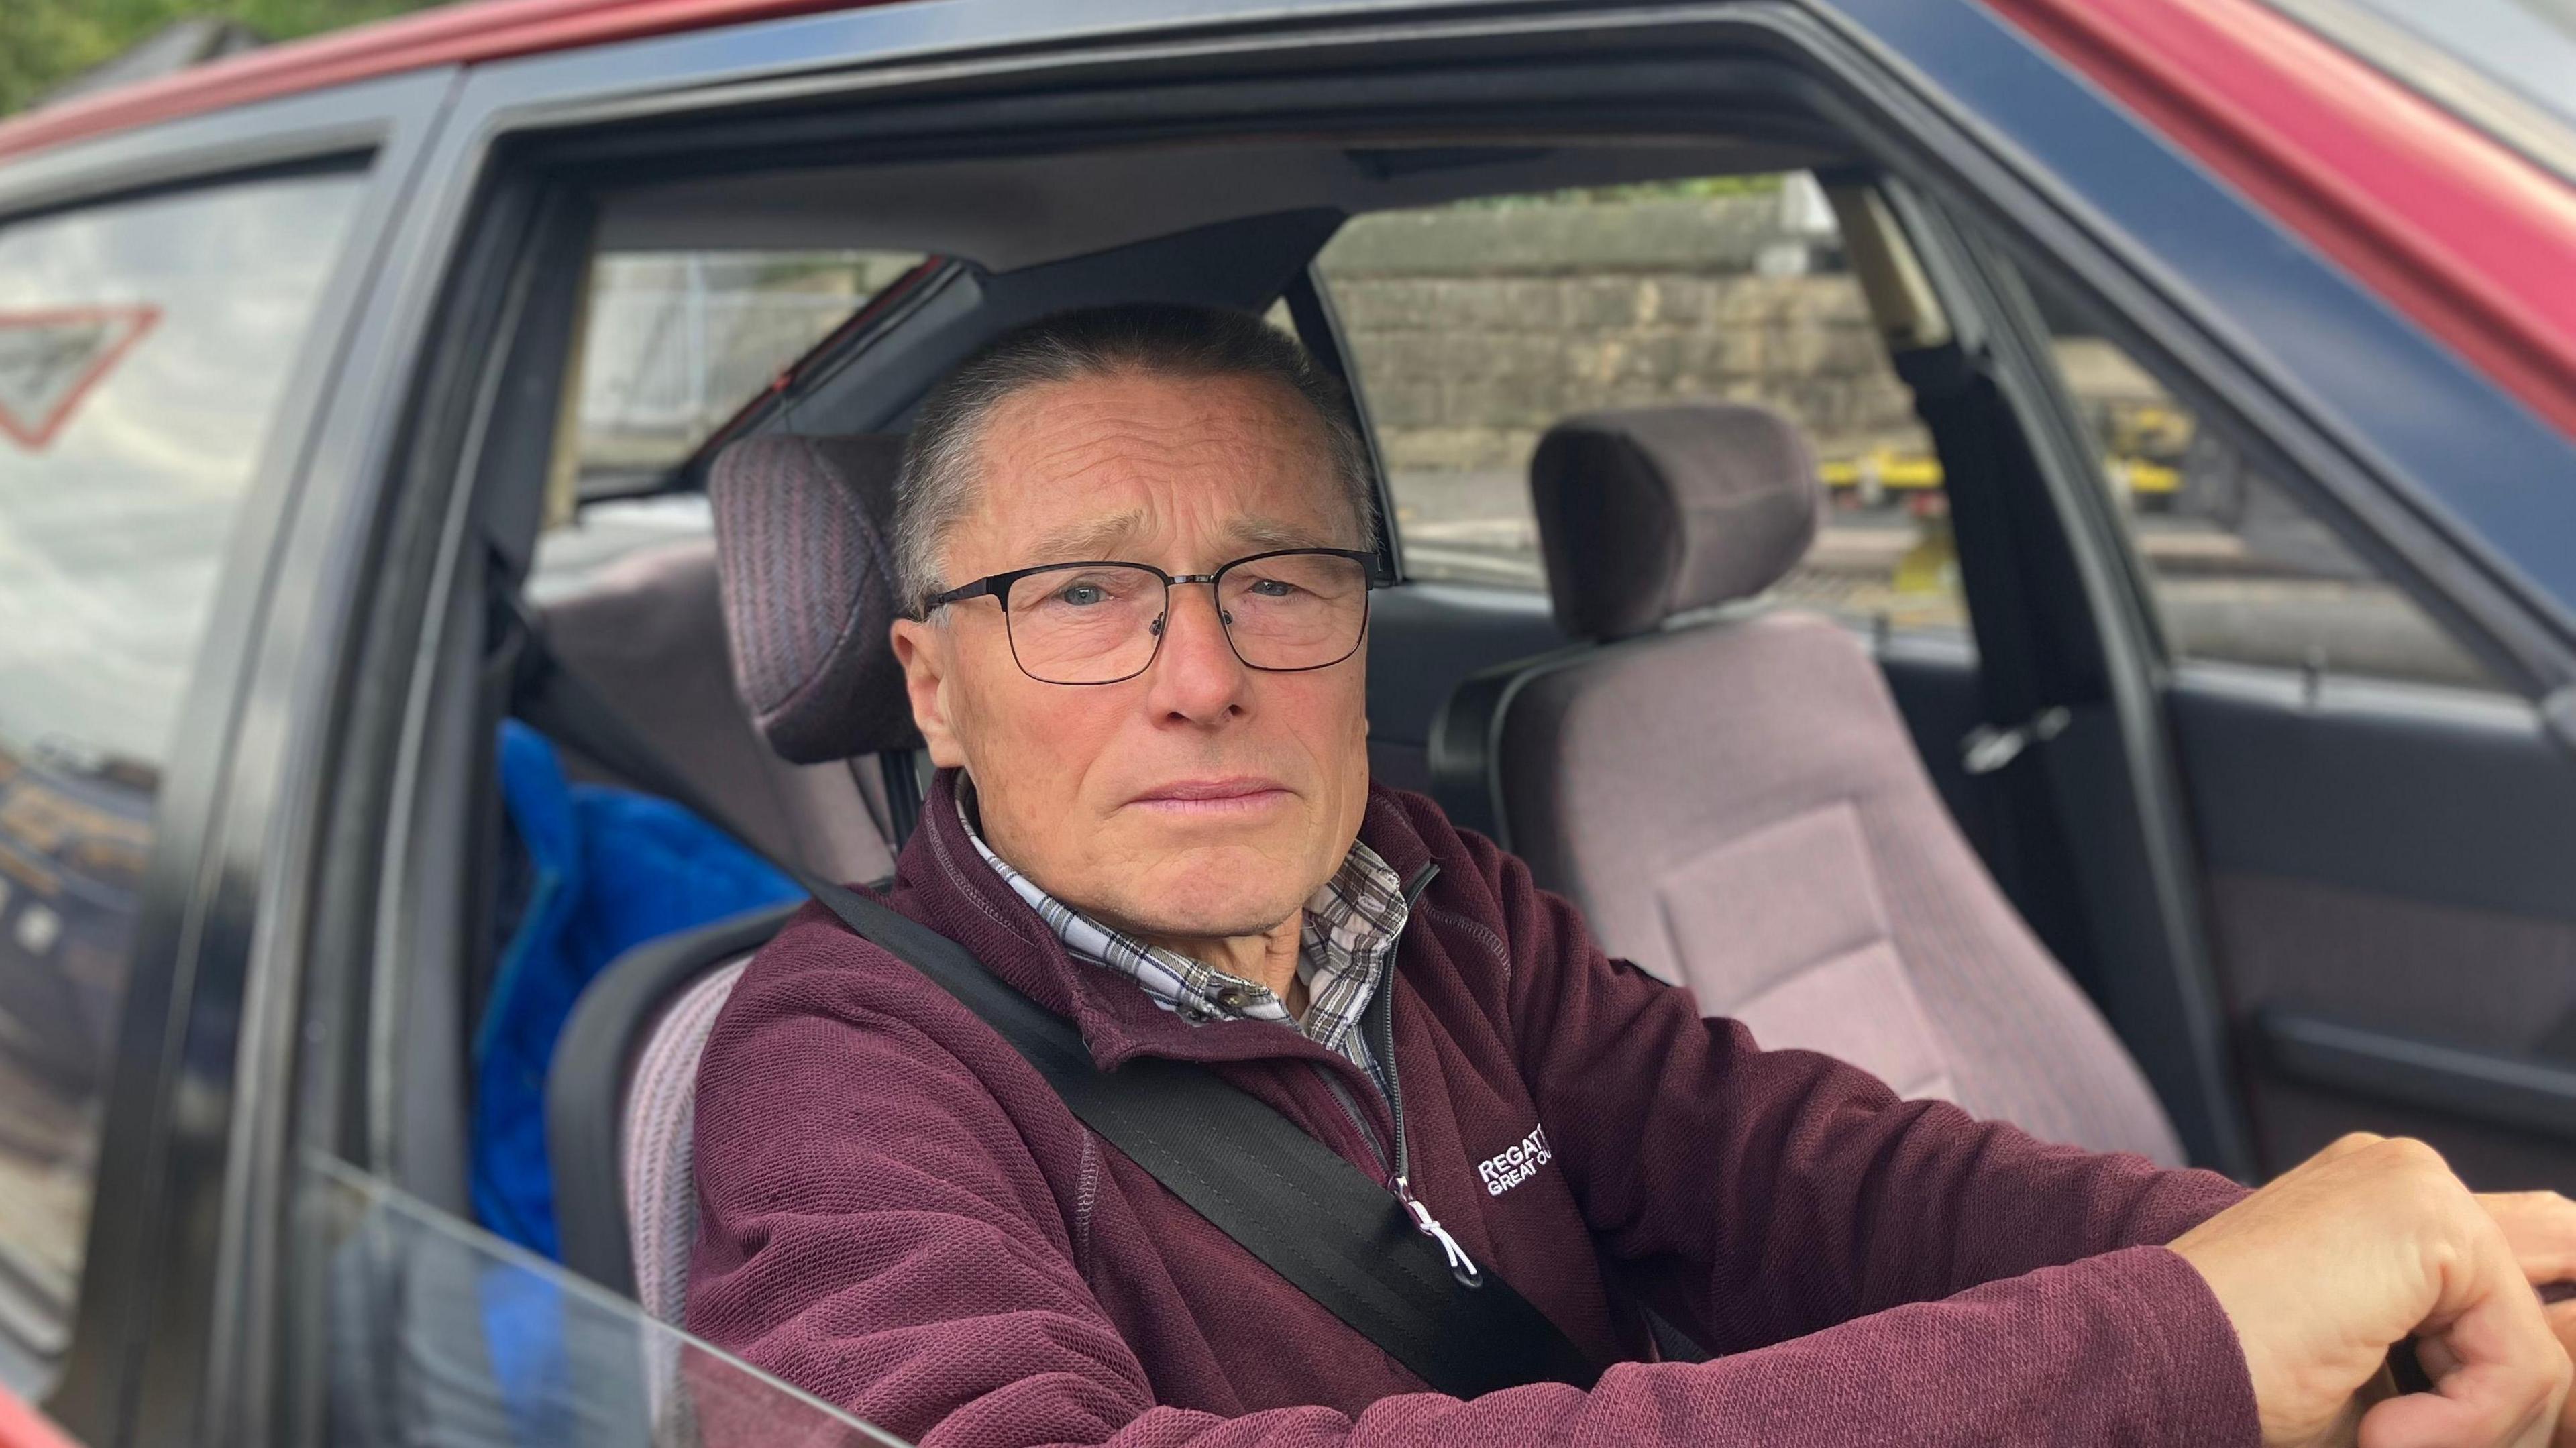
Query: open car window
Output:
[[294, 1152, 906, 1448], [570, 249, 928, 496]]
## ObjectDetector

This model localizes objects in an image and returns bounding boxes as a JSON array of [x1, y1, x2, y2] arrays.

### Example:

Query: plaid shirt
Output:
[[959, 788, 1407, 1097]]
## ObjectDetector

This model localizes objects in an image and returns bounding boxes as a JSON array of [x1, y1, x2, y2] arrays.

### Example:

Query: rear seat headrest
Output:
[[708, 433, 924, 764], [1529, 404, 1822, 641]]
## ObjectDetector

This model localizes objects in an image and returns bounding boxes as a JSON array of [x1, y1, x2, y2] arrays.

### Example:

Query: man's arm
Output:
[[1449, 821, 2247, 1347], [688, 927, 2255, 1447], [1464, 824, 2576, 1445]]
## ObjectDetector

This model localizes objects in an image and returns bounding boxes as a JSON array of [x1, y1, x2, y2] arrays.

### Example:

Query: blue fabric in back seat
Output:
[[474, 719, 800, 1257]]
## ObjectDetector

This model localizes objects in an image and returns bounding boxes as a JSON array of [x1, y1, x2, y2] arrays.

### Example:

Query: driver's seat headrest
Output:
[[1530, 403, 1822, 642], [708, 432, 923, 764]]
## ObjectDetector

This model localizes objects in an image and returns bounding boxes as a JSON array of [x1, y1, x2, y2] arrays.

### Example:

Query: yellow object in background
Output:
[[1894, 514, 1959, 598], [1817, 448, 2176, 495]]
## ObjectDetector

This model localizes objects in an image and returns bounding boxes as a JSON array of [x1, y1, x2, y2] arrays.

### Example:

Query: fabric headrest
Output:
[[1529, 404, 1822, 641], [708, 432, 923, 763]]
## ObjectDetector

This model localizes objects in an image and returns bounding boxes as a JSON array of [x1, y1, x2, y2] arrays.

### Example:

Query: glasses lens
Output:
[[1002, 563, 1167, 683], [1218, 552, 1371, 670]]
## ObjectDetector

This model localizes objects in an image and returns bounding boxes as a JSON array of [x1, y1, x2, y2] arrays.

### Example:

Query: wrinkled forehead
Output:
[[955, 370, 1359, 572]]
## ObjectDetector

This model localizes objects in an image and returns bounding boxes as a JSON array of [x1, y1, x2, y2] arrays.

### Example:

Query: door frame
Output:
[[186, 0, 2576, 1440], [0, 69, 460, 1448]]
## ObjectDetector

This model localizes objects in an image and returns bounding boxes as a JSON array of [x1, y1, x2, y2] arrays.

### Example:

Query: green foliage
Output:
[[0, 0, 443, 117]]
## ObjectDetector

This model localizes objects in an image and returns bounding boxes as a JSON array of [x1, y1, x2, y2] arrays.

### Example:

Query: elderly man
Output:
[[688, 303, 2576, 1447]]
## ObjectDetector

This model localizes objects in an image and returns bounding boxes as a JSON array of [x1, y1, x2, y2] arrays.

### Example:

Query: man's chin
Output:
[[1093, 843, 1312, 942]]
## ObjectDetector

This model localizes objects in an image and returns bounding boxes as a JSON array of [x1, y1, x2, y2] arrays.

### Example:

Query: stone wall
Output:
[[1316, 196, 1925, 474]]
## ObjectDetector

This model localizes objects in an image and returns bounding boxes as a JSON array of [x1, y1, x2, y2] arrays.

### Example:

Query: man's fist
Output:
[[2476, 1190, 2576, 1446], [2171, 1134, 2571, 1448]]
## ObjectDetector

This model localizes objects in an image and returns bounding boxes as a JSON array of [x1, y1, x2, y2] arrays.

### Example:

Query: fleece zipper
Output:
[[1318, 1066, 1390, 1172], [1367, 862, 1481, 1286]]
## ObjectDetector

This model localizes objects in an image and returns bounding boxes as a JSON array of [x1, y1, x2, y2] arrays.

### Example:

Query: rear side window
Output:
[[0, 169, 364, 1358], [570, 249, 928, 496]]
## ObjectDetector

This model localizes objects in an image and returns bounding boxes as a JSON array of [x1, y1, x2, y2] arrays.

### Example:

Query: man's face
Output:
[[888, 369, 1372, 942]]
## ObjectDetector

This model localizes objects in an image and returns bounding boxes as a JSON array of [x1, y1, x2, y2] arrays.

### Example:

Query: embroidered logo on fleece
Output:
[[1477, 1123, 1553, 1196]]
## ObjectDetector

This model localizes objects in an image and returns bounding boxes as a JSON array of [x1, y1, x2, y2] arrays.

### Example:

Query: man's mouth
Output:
[[1126, 777, 1295, 816]]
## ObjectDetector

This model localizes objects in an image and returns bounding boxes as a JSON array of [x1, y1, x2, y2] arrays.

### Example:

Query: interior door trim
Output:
[[2258, 1007, 2576, 1146]]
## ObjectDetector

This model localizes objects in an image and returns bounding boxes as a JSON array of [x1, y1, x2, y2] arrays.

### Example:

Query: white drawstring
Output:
[[1396, 1176, 1481, 1285]]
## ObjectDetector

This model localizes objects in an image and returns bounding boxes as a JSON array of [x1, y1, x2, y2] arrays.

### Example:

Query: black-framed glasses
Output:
[[919, 547, 1385, 685]]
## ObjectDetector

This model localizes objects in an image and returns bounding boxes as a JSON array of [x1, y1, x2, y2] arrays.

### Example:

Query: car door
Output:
[[84, 13, 2560, 1448], [1909, 1, 2576, 1188], [1994, 271, 2576, 1192], [0, 71, 457, 1446]]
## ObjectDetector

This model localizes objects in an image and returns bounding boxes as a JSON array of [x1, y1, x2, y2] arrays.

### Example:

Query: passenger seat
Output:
[[1430, 404, 2182, 1163]]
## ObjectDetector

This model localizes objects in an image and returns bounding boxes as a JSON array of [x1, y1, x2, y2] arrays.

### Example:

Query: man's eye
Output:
[[1057, 582, 1109, 606], [1244, 577, 1302, 598]]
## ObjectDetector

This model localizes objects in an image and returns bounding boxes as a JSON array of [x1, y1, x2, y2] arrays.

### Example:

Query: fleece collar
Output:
[[890, 768, 1437, 1078]]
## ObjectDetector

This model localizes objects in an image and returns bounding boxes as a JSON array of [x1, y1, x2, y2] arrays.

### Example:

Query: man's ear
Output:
[[889, 617, 968, 769]]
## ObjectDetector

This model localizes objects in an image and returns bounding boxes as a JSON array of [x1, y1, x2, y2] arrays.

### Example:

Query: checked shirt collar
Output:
[[957, 781, 1406, 1093]]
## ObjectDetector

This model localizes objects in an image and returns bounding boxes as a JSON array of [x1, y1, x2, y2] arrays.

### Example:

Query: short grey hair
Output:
[[892, 302, 1377, 614]]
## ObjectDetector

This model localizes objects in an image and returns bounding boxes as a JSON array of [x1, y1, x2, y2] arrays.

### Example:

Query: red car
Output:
[[0, 0, 2571, 1443]]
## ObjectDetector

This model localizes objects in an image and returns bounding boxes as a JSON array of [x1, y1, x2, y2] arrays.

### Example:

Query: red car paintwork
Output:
[[0, 0, 896, 165], [0, 1384, 80, 1448], [1985, 0, 2576, 441]]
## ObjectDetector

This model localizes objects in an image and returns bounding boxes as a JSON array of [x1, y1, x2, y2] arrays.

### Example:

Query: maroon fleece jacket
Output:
[[687, 771, 2261, 1445]]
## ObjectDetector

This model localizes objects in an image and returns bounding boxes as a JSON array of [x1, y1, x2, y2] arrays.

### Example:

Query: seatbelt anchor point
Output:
[[1960, 705, 2071, 777]]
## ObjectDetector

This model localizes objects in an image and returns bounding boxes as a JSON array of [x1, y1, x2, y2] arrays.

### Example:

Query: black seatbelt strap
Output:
[[500, 594, 1599, 1398], [1894, 343, 2094, 968]]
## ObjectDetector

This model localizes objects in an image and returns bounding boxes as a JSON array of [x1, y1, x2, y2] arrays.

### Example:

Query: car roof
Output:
[[0, 0, 902, 166]]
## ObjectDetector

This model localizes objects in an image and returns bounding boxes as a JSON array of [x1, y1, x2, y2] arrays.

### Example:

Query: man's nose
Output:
[[1145, 581, 1251, 722]]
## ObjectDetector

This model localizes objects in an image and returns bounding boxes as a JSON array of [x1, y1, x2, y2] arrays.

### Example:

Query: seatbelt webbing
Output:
[[503, 602, 1600, 1398]]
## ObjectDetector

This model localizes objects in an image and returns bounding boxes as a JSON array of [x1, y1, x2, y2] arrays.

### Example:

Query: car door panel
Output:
[[2173, 669, 2575, 915], [2169, 664, 2576, 1188]]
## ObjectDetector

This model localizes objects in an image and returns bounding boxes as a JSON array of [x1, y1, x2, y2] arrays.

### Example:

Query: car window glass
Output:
[[2017, 275, 2502, 691], [0, 169, 364, 1361], [293, 1152, 904, 1448], [527, 494, 716, 606], [1313, 172, 1957, 634], [571, 250, 926, 495]]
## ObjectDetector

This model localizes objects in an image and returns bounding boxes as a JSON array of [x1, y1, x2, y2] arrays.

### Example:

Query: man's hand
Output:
[[2477, 1190, 2576, 1447], [2169, 1134, 2571, 1447]]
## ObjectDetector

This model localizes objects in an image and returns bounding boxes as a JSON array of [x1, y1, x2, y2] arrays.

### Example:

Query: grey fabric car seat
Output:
[[1430, 404, 2184, 1163], [549, 431, 925, 1312]]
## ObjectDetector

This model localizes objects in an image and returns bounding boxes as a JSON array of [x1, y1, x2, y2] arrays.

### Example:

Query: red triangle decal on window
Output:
[[0, 305, 160, 451]]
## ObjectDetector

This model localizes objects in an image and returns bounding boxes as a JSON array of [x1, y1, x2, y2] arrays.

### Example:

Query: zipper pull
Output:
[[1395, 1176, 1481, 1288]]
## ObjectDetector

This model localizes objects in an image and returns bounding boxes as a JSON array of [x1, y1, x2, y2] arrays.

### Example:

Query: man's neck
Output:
[[1142, 911, 1305, 1006]]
